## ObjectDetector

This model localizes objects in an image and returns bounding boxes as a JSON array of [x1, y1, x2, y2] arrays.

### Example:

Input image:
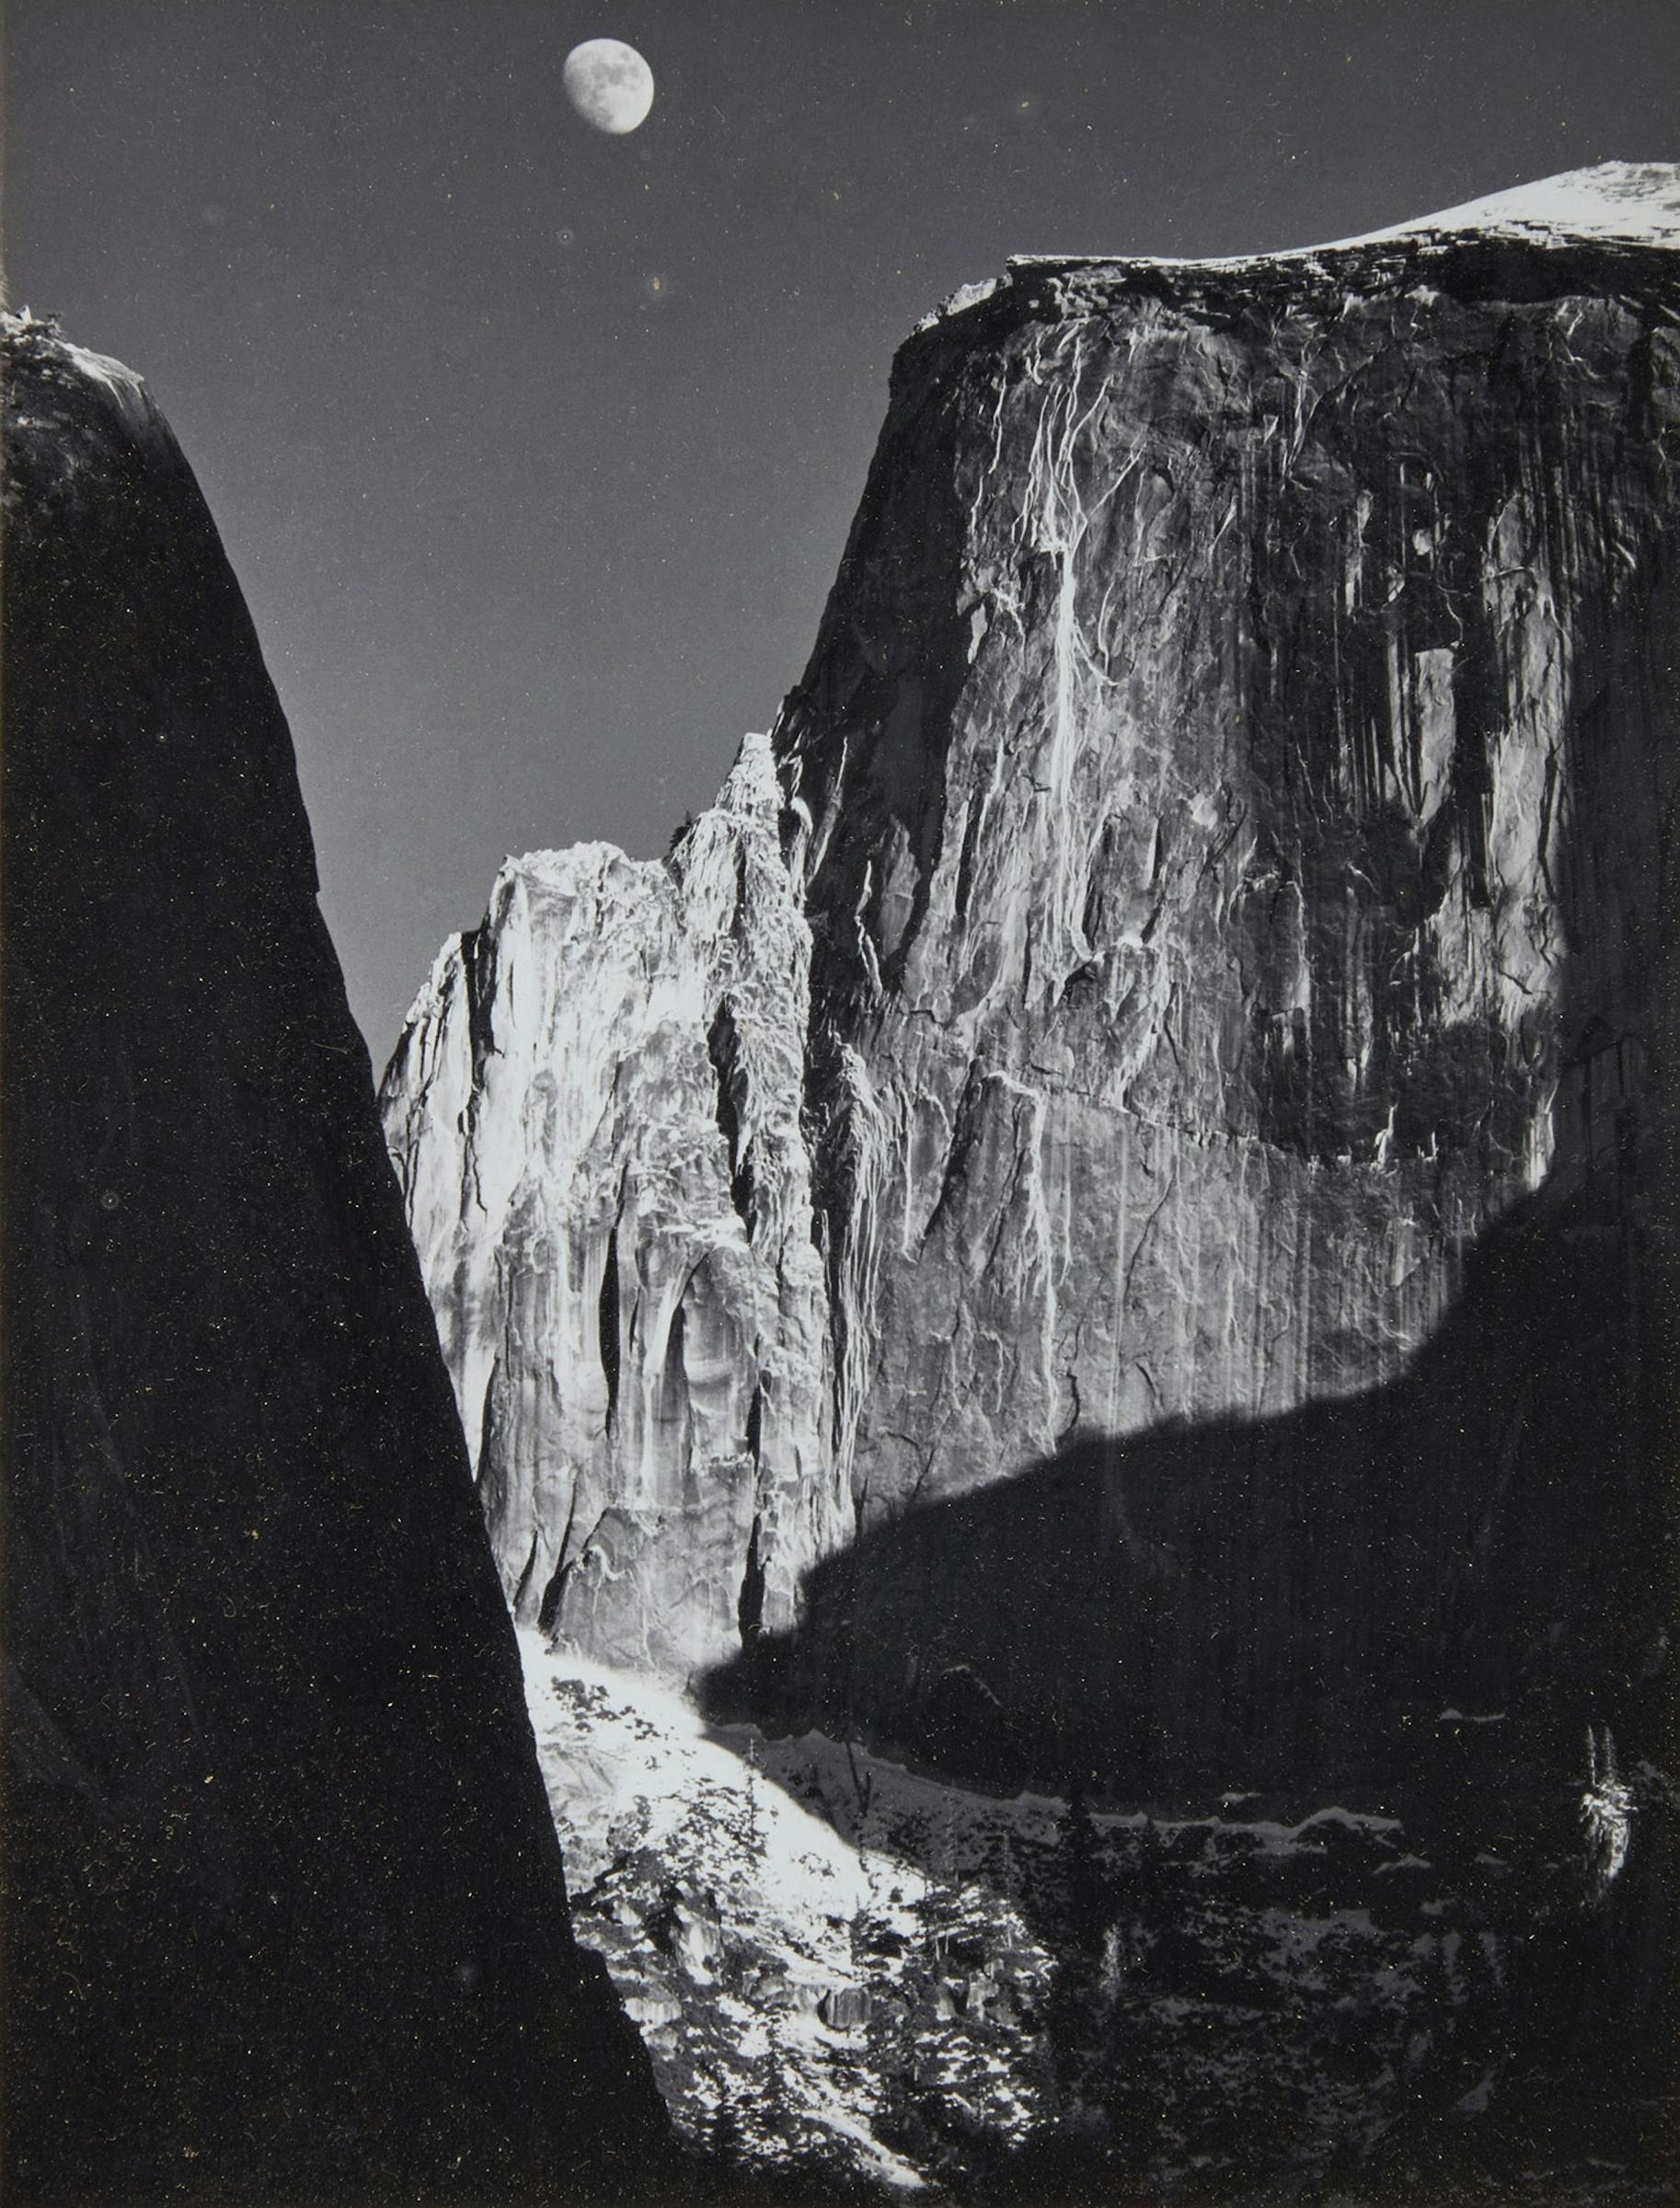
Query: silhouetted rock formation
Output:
[[385, 167, 1678, 1823], [1, 316, 669, 2203]]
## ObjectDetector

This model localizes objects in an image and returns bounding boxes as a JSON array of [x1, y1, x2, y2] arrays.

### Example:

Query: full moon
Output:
[[563, 39, 654, 135]]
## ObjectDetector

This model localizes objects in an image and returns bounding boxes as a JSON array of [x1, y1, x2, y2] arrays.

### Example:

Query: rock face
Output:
[[384, 734, 846, 1681], [1, 317, 667, 2202], [385, 167, 1679, 1806], [754, 162, 1680, 1800]]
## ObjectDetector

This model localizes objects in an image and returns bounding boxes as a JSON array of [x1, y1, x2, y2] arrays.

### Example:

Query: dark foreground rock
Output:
[[0, 315, 670, 2203]]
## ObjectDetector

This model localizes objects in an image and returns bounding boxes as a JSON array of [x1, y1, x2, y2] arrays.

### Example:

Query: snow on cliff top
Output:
[[995, 162, 1680, 285], [1338, 160, 1680, 251], [2, 309, 155, 428]]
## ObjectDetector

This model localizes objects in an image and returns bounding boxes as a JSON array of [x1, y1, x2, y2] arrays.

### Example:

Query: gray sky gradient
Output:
[[8, 0, 1679, 1058]]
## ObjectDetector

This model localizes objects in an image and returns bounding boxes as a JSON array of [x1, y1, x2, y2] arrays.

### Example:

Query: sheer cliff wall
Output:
[[788, 232, 1674, 1503], [383, 736, 846, 1681], [385, 193, 1679, 1803], [762, 227, 1679, 1793]]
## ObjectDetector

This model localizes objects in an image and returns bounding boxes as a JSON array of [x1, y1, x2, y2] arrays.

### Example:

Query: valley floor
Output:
[[519, 1638, 1675, 2205]]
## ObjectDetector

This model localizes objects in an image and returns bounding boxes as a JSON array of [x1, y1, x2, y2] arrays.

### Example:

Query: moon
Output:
[[563, 39, 654, 135]]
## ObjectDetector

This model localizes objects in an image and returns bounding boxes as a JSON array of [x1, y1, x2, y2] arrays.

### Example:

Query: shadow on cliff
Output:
[[700, 1162, 1679, 2190], [708, 1169, 1674, 1822]]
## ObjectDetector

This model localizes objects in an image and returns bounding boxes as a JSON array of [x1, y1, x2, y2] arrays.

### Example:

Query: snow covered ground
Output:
[[520, 1634, 1056, 2190], [517, 1635, 1535, 2198]]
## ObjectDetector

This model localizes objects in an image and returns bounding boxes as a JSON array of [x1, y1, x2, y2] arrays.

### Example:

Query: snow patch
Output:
[[999, 162, 1680, 284], [518, 1634, 1053, 2189]]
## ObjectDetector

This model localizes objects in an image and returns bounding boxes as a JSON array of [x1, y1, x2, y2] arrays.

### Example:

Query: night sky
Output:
[[8, 0, 1679, 1057]]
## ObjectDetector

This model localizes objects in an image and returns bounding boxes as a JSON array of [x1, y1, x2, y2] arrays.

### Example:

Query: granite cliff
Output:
[[384, 732, 845, 1680], [1, 316, 668, 2202], [385, 167, 1679, 1811]]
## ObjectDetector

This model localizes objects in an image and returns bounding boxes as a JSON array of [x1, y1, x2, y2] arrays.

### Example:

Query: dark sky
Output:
[[8, 0, 1679, 1059]]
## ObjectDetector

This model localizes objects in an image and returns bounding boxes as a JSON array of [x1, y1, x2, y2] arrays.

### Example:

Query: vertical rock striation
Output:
[[763, 162, 1680, 1794], [383, 734, 844, 1681], [385, 167, 1679, 1804], [785, 166, 1673, 1491], [1, 316, 668, 2202]]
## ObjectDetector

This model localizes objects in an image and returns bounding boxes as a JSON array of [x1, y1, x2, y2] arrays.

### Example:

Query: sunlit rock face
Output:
[[1, 316, 667, 2202], [387, 167, 1679, 1797], [785, 168, 1676, 1518], [383, 735, 845, 1682], [766, 165, 1680, 1793]]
